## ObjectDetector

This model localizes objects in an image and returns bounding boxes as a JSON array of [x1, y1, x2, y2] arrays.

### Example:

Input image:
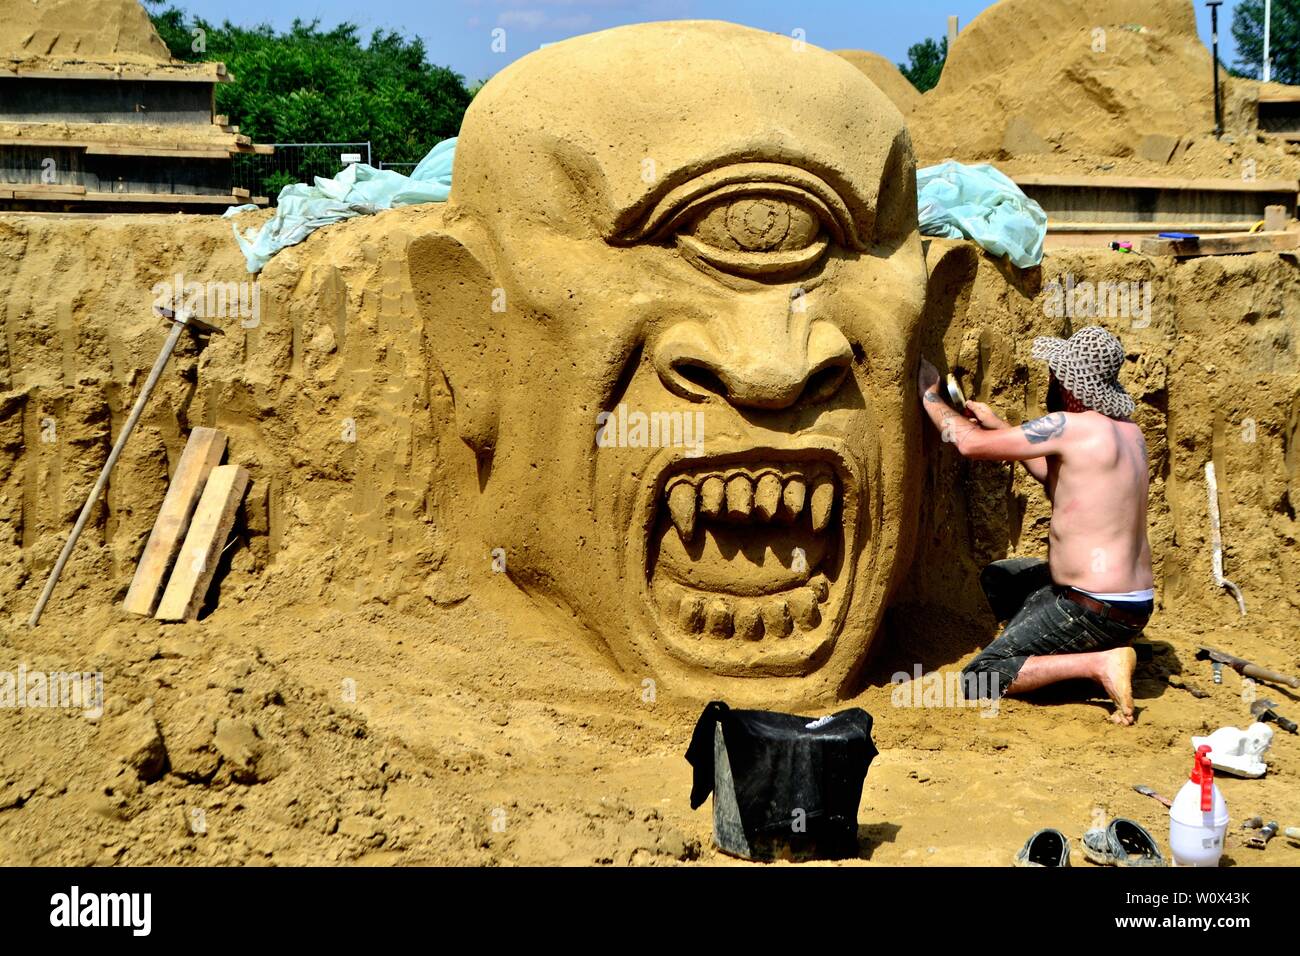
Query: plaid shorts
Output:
[[961, 558, 1151, 700]]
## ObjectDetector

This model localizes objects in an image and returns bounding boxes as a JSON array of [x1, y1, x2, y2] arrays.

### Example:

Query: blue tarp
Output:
[[227, 137, 457, 273], [917, 160, 1047, 268]]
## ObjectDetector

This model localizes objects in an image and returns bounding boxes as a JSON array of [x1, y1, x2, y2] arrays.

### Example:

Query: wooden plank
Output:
[[1137, 230, 1300, 258], [122, 427, 226, 616], [155, 464, 249, 622], [0, 138, 89, 151], [0, 64, 225, 83], [0, 70, 222, 83], [5, 194, 253, 208], [1014, 172, 1299, 194], [84, 144, 232, 159], [11, 184, 86, 199], [1262, 132, 1300, 143], [1, 138, 241, 156], [1259, 89, 1300, 104], [1047, 220, 1258, 233], [76, 192, 251, 204], [231, 187, 250, 199]]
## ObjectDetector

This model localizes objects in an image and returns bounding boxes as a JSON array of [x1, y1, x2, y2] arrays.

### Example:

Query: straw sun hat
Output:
[[1030, 326, 1135, 419]]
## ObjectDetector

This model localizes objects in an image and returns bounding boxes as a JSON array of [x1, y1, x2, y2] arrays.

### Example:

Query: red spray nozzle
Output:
[[1191, 745, 1214, 811]]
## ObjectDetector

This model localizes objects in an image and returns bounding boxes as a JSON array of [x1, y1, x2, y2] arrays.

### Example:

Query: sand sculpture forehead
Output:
[[449, 20, 915, 246]]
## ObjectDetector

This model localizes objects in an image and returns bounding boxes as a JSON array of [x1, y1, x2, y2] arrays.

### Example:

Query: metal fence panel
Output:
[[233, 142, 371, 205]]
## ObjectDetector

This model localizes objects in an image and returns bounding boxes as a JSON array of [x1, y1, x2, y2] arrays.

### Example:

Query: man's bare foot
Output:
[[1098, 646, 1138, 725]]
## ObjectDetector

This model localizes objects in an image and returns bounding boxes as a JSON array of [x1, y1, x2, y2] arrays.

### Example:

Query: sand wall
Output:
[[1, 210, 1295, 646], [903, 239, 1299, 643]]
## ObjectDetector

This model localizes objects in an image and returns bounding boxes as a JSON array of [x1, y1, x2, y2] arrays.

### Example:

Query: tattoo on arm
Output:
[[1020, 412, 1067, 445], [923, 391, 944, 404]]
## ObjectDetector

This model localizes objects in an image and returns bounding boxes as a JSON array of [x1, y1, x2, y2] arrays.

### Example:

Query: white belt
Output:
[[1074, 587, 1154, 603]]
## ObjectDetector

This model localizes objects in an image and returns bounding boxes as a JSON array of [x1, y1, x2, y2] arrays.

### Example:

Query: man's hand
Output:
[[917, 357, 941, 401], [964, 401, 1007, 430]]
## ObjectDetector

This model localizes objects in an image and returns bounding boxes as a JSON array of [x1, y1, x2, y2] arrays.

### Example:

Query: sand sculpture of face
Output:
[[410, 21, 927, 706]]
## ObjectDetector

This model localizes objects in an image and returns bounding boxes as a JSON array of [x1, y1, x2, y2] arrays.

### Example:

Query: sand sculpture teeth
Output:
[[704, 598, 733, 638], [668, 583, 830, 641], [678, 593, 705, 631], [810, 472, 835, 533], [754, 473, 782, 520], [725, 474, 753, 520], [734, 603, 762, 641], [780, 476, 806, 522], [660, 465, 839, 542], [653, 462, 844, 647], [699, 475, 725, 519], [761, 598, 793, 639], [788, 588, 821, 630], [667, 479, 697, 542]]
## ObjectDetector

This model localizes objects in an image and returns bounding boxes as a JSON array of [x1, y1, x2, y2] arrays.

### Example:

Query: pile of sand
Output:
[[834, 50, 921, 115], [908, 0, 1300, 181], [0, 0, 172, 64], [934, 0, 1198, 94]]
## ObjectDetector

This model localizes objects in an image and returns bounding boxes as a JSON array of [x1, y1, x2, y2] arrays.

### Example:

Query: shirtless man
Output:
[[917, 326, 1153, 725]]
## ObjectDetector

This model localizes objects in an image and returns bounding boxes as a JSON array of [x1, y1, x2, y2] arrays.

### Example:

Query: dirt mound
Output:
[[834, 49, 921, 114], [909, 4, 1300, 181], [935, 0, 1199, 95], [917, 23, 1213, 159], [0, 0, 172, 63]]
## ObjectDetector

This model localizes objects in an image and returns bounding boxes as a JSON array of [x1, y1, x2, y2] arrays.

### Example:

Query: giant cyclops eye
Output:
[[677, 193, 826, 278], [618, 164, 859, 282], [671, 187, 830, 279]]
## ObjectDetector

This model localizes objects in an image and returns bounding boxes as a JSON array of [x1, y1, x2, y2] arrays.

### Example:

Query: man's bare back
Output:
[[1041, 411, 1154, 593]]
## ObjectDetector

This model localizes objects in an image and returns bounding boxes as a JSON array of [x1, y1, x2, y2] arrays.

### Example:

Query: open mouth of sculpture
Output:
[[643, 449, 857, 670]]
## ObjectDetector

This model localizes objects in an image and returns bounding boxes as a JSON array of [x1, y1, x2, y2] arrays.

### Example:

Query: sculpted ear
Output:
[[920, 238, 980, 379], [409, 229, 502, 462]]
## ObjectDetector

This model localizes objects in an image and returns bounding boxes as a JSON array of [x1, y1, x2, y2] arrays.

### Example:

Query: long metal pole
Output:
[[1209, 2, 1223, 139], [1264, 0, 1272, 83], [28, 320, 186, 627]]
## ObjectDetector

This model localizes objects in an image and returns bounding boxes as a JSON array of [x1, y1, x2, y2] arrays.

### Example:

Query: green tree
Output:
[[1231, 0, 1300, 84], [142, 2, 472, 170], [898, 36, 947, 93]]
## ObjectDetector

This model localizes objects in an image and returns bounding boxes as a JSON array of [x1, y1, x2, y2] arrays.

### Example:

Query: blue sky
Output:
[[169, 0, 1248, 86]]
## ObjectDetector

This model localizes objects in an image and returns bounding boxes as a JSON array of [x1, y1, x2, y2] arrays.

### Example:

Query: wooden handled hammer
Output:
[[1195, 645, 1300, 690]]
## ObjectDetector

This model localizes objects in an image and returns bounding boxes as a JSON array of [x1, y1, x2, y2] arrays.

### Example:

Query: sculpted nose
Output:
[[654, 314, 853, 411]]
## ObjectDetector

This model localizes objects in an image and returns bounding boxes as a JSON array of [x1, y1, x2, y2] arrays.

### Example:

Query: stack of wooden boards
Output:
[[123, 427, 250, 622], [1136, 230, 1300, 258]]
